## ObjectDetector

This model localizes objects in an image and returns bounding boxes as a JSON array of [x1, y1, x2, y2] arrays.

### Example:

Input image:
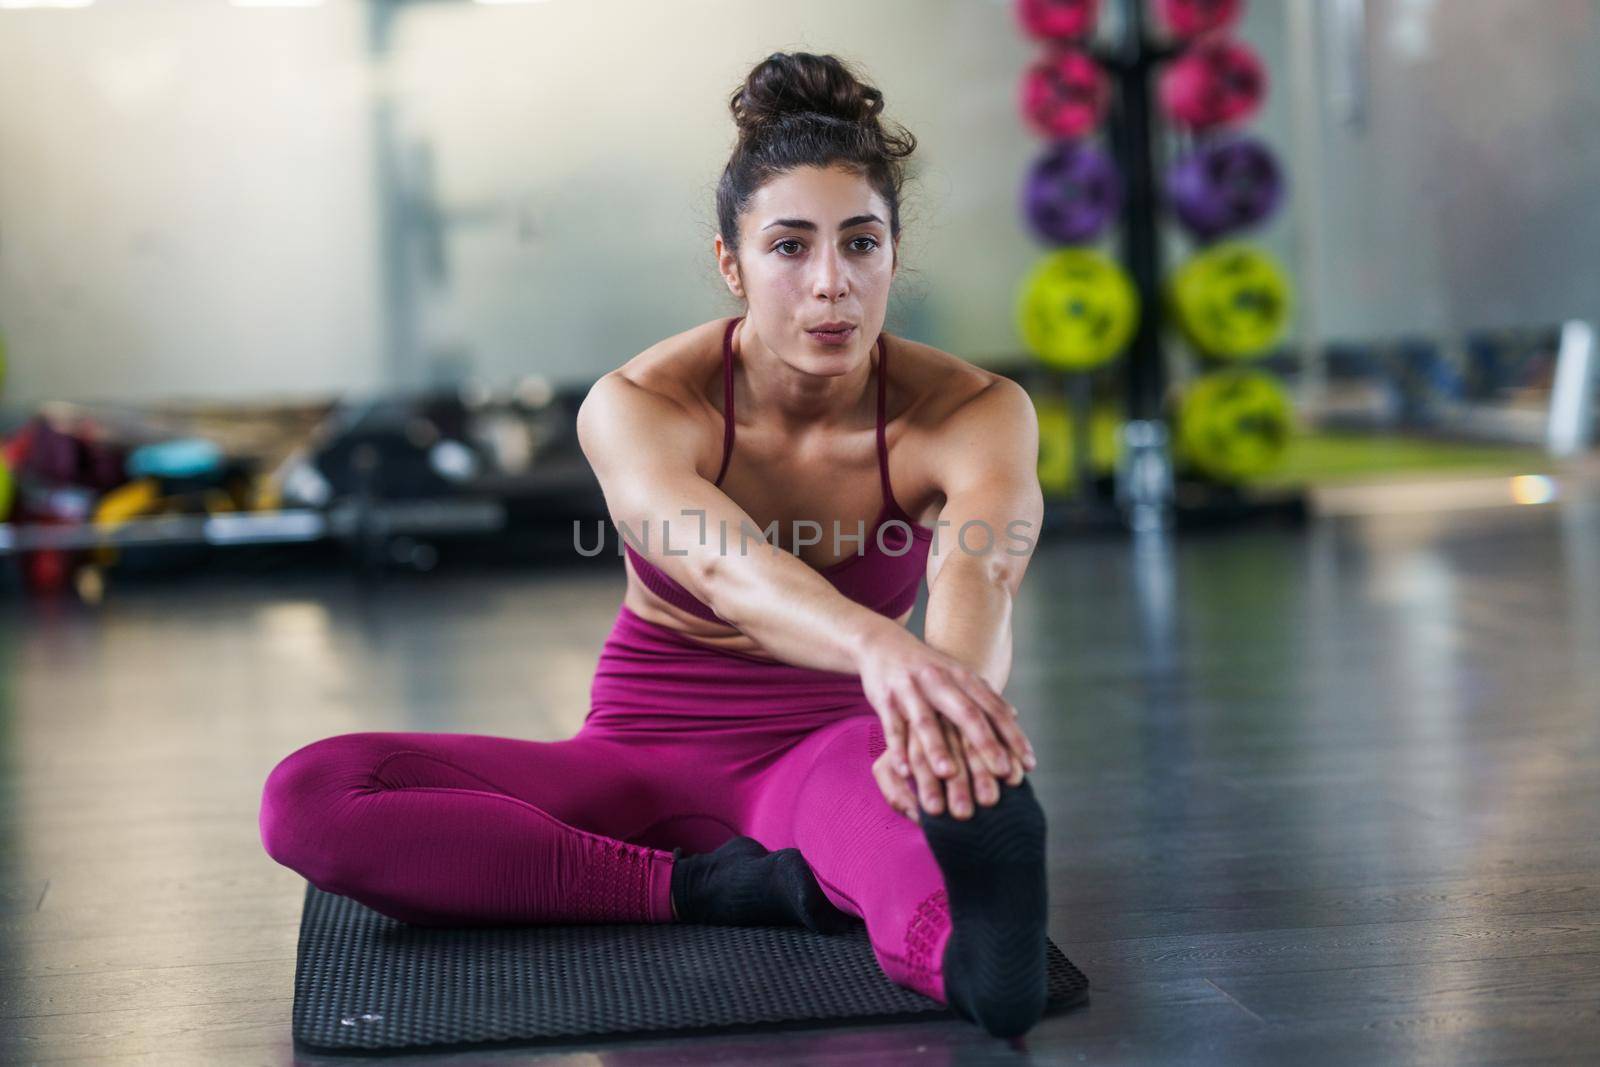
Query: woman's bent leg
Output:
[[258, 731, 676, 927]]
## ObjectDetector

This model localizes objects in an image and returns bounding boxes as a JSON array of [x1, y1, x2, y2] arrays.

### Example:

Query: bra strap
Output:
[[875, 334, 894, 508], [713, 316, 740, 487]]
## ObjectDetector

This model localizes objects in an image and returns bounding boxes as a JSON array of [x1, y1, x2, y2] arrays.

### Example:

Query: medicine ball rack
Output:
[[1035, 0, 1308, 534]]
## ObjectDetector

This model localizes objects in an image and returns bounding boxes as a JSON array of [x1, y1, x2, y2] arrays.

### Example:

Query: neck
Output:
[[733, 318, 876, 435]]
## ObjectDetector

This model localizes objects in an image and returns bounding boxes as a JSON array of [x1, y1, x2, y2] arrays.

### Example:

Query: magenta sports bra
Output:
[[623, 316, 936, 623]]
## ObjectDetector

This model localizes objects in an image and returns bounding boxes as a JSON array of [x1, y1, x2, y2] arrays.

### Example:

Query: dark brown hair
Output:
[[716, 53, 917, 258]]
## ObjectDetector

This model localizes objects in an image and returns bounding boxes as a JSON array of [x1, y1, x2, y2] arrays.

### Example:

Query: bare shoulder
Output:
[[578, 317, 731, 479], [888, 334, 1031, 436], [887, 336, 1037, 515], [609, 317, 729, 411]]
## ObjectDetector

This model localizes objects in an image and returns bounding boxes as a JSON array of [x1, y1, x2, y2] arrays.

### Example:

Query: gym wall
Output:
[[0, 0, 384, 406], [0, 0, 1050, 405], [0, 0, 1594, 408], [1285, 0, 1600, 344]]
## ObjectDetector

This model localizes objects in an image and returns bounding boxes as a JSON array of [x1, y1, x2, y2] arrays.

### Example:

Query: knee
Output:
[[794, 716, 881, 799], [258, 733, 390, 887], [809, 716, 878, 771]]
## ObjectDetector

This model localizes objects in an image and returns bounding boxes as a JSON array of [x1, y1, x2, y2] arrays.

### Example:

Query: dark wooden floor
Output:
[[3, 491, 1598, 1065]]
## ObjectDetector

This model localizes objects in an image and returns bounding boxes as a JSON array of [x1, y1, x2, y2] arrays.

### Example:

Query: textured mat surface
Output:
[[293, 884, 1090, 1052]]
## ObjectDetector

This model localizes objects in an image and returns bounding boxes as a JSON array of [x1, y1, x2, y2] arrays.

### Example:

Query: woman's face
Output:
[[717, 164, 898, 374]]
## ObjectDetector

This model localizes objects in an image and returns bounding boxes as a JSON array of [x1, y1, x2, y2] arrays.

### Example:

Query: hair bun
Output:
[[730, 52, 885, 137], [716, 51, 917, 257]]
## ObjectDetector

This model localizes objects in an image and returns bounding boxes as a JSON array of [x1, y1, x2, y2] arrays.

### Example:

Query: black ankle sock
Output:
[[669, 835, 852, 934], [919, 777, 1049, 1039]]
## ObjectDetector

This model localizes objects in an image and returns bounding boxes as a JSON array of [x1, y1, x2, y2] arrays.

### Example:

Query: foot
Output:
[[670, 835, 853, 935], [919, 777, 1049, 1039]]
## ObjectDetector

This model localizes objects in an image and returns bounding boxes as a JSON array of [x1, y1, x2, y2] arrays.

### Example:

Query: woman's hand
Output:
[[854, 620, 1035, 812], [874, 714, 1027, 822]]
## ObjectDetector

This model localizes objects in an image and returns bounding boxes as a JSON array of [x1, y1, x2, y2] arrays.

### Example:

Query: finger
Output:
[[907, 730, 945, 815], [930, 670, 1013, 779], [872, 754, 919, 820], [871, 753, 911, 817], [881, 706, 911, 778], [986, 708, 1035, 775], [1005, 750, 1026, 786], [987, 699, 1037, 773], [998, 713, 1036, 771], [947, 672, 1036, 774], [947, 672, 1034, 774], [964, 731, 1001, 807], [940, 718, 974, 819], [913, 667, 1011, 779], [899, 680, 959, 780]]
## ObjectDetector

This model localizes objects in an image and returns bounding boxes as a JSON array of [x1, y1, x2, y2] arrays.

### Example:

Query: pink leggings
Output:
[[259, 603, 954, 1003]]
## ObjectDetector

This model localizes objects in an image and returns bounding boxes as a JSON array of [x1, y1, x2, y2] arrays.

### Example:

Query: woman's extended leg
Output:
[[739, 713, 1050, 1038], [259, 730, 677, 926], [740, 714, 955, 1001]]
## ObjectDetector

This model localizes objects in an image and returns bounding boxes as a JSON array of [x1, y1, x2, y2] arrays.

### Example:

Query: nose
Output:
[[811, 244, 848, 301]]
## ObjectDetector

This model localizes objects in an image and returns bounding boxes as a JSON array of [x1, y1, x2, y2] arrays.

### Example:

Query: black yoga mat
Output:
[[292, 884, 1090, 1052]]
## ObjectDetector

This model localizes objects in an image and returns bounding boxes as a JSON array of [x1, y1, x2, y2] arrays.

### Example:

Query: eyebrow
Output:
[[762, 213, 885, 232]]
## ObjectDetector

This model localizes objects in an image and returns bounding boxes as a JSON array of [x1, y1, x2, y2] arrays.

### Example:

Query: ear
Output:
[[714, 234, 745, 299], [891, 233, 901, 276]]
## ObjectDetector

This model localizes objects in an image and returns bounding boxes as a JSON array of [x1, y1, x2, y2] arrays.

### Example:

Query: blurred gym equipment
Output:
[[1014, 0, 1100, 42], [1017, 249, 1140, 372], [1175, 368, 1295, 482], [1167, 136, 1284, 241], [1019, 46, 1110, 139], [1159, 37, 1267, 130], [1170, 242, 1294, 361], [1022, 140, 1123, 245]]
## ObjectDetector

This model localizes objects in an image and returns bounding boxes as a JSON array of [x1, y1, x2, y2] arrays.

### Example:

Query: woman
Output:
[[260, 52, 1049, 1039]]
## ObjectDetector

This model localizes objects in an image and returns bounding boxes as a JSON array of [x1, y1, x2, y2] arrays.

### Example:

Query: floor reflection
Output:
[[2, 492, 1598, 1063]]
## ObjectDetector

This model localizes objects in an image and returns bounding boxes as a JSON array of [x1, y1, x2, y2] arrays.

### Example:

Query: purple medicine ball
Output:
[[1022, 141, 1122, 246], [1167, 136, 1285, 240]]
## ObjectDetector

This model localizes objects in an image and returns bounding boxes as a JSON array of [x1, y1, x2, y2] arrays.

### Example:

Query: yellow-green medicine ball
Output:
[[1176, 369, 1294, 481], [1170, 241, 1292, 360], [1017, 249, 1139, 371], [1035, 394, 1125, 495], [1035, 395, 1074, 494]]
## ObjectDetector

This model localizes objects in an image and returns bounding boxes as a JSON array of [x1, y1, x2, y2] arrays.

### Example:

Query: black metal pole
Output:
[[1108, 0, 1166, 424]]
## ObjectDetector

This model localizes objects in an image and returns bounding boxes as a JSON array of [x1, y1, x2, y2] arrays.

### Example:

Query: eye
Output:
[[775, 238, 804, 256], [851, 236, 880, 253]]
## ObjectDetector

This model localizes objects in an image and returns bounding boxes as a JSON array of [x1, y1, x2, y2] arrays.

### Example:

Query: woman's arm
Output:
[[579, 371, 1027, 785], [578, 371, 892, 675], [876, 378, 1045, 821], [921, 376, 1044, 694]]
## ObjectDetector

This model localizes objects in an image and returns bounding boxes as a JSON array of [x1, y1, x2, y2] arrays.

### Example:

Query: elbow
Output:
[[992, 557, 1027, 599], [695, 546, 771, 628], [938, 552, 1023, 599], [691, 550, 736, 622]]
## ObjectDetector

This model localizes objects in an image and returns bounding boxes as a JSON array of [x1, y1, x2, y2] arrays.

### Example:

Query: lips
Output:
[[806, 323, 856, 344]]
